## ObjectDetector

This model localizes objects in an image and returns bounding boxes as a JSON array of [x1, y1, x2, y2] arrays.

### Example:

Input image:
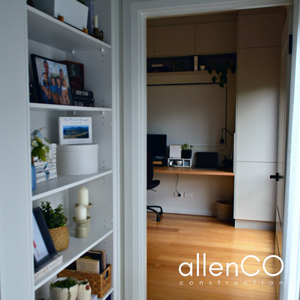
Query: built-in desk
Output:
[[154, 166, 234, 177]]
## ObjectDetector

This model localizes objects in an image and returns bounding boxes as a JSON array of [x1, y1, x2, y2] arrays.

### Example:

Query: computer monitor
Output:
[[147, 134, 167, 158]]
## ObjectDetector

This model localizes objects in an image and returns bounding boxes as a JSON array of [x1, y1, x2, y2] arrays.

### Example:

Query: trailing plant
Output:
[[207, 60, 236, 88], [31, 128, 50, 163], [40, 201, 68, 229]]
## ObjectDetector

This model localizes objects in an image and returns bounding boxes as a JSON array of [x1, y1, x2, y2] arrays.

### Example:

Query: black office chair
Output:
[[147, 152, 163, 222]]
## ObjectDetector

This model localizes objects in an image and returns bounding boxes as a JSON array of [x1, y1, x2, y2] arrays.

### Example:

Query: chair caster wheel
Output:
[[157, 217, 161, 222]]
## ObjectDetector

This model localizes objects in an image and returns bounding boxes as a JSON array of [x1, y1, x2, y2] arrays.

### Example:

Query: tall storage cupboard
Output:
[[0, 1, 120, 300]]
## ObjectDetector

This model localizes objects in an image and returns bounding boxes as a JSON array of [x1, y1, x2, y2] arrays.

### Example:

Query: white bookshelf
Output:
[[26, 4, 115, 300]]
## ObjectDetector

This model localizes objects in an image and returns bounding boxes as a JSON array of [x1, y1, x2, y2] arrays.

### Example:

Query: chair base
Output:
[[147, 205, 163, 222]]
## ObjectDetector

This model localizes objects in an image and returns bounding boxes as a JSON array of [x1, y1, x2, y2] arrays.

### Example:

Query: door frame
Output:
[[125, 0, 298, 299]]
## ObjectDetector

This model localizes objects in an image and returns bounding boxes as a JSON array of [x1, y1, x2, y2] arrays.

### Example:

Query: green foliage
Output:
[[51, 277, 77, 289], [181, 143, 193, 150], [207, 59, 236, 88], [31, 128, 50, 163], [40, 201, 67, 229]]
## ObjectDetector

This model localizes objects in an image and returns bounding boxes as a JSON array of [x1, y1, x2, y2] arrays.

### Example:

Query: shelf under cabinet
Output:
[[27, 5, 111, 52], [30, 103, 112, 113], [34, 227, 113, 290], [32, 170, 112, 201]]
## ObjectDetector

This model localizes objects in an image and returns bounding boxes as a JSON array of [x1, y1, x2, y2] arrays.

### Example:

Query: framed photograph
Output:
[[63, 61, 84, 91], [33, 207, 57, 270], [58, 117, 92, 145], [31, 54, 74, 106]]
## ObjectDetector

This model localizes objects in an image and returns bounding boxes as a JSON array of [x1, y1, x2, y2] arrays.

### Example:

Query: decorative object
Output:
[[50, 277, 78, 300], [78, 187, 89, 206], [92, 15, 104, 40], [34, 0, 88, 31], [62, 61, 84, 90], [85, 0, 94, 34], [76, 205, 87, 221], [57, 144, 98, 175], [169, 144, 182, 158], [31, 128, 50, 190], [200, 65, 205, 71], [58, 117, 92, 145], [181, 143, 193, 159], [31, 54, 74, 105], [207, 59, 236, 88], [73, 216, 90, 238], [194, 56, 198, 71], [32, 207, 57, 270], [77, 280, 92, 300], [75, 203, 92, 232], [40, 201, 69, 252], [58, 265, 112, 298]]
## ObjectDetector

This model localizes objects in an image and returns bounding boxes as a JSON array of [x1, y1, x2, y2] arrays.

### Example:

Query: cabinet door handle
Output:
[[270, 172, 284, 182]]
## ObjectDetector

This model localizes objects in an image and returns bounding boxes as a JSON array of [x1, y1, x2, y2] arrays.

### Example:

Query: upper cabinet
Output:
[[147, 27, 155, 57], [238, 12, 285, 48], [195, 21, 237, 54], [154, 24, 195, 57]]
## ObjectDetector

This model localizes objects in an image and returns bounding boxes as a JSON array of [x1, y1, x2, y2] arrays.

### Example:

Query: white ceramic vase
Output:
[[77, 280, 92, 300], [50, 277, 78, 300]]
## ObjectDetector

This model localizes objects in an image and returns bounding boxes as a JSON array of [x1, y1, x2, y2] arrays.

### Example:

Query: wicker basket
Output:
[[58, 265, 111, 298], [48, 226, 69, 252], [215, 200, 233, 222]]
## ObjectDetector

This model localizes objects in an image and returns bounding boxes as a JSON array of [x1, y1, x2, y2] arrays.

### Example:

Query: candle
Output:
[[78, 187, 89, 206], [76, 205, 87, 221], [94, 15, 98, 28]]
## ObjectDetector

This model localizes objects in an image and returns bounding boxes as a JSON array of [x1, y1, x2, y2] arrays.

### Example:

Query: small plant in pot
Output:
[[181, 143, 193, 159], [77, 280, 92, 300], [50, 277, 78, 300], [40, 201, 69, 252]]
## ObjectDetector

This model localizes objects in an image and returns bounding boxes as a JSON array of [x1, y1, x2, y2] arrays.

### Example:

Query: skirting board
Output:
[[235, 219, 275, 231], [156, 206, 214, 216]]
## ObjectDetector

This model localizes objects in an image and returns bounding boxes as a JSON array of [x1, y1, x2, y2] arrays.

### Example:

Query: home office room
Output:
[[146, 6, 287, 300]]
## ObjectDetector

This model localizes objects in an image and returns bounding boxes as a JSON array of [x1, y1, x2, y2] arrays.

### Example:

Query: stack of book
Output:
[[34, 143, 57, 183]]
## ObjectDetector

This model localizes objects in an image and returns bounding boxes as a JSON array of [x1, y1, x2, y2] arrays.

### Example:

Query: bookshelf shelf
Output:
[[34, 228, 113, 290], [32, 170, 113, 201]]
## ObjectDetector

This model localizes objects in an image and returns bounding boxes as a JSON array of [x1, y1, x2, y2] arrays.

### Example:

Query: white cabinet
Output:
[[1, 3, 118, 300], [235, 12, 283, 227]]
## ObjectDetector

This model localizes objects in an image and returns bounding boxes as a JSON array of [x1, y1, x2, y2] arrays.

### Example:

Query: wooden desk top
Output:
[[154, 166, 234, 176]]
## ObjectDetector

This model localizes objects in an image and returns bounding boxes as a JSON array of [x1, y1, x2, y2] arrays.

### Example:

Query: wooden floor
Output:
[[147, 213, 277, 300]]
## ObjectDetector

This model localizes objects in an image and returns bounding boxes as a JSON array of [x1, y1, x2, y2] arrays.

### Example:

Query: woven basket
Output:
[[215, 201, 233, 222], [49, 226, 69, 252], [58, 265, 111, 298]]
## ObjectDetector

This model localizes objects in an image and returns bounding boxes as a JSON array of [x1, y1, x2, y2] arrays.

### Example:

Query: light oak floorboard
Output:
[[147, 213, 277, 300]]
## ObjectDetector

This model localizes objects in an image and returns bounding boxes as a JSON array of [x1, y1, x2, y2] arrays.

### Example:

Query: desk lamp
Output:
[[220, 128, 234, 148]]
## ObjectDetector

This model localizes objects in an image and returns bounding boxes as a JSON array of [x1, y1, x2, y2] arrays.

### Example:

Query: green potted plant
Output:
[[50, 277, 78, 300], [31, 128, 50, 190], [181, 143, 193, 159], [40, 201, 69, 252]]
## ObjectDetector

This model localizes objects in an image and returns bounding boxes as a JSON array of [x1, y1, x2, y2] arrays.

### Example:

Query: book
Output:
[[34, 157, 57, 167], [35, 162, 56, 173], [76, 258, 99, 274], [88, 249, 107, 274], [34, 254, 62, 281], [36, 169, 57, 183]]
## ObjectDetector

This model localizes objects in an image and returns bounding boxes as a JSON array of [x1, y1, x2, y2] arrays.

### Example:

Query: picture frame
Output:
[[33, 207, 57, 270], [63, 60, 84, 91], [58, 117, 92, 145], [31, 54, 74, 106]]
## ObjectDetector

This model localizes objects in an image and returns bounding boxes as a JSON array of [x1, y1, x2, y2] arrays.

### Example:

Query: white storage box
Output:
[[57, 144, 98, 175], [34, 0, 88, 30]]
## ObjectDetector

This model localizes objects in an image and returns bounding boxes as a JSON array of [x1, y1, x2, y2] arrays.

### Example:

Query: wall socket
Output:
[[174, 191, 183, 197], [184, 192, 193, 198]]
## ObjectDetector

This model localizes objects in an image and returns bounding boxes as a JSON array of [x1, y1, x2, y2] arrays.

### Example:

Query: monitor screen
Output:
[[147, 134, 167, 158]]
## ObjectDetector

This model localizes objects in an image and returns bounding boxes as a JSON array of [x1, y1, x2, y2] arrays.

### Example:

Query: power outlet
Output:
[[174, 191, 183, 197], [184, 192, 193, 198]]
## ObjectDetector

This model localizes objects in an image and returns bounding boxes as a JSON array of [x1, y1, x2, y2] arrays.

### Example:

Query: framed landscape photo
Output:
[[33, 207, 57, 270], [31, 54, 74, 106], [58, 117, 92, 145]]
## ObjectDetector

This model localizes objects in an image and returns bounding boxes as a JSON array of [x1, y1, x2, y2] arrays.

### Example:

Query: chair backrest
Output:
[[147, 152, 154, 190]]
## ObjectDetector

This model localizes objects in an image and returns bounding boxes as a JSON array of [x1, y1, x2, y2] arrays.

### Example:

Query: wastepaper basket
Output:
[[215, 200, 233, 222]]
